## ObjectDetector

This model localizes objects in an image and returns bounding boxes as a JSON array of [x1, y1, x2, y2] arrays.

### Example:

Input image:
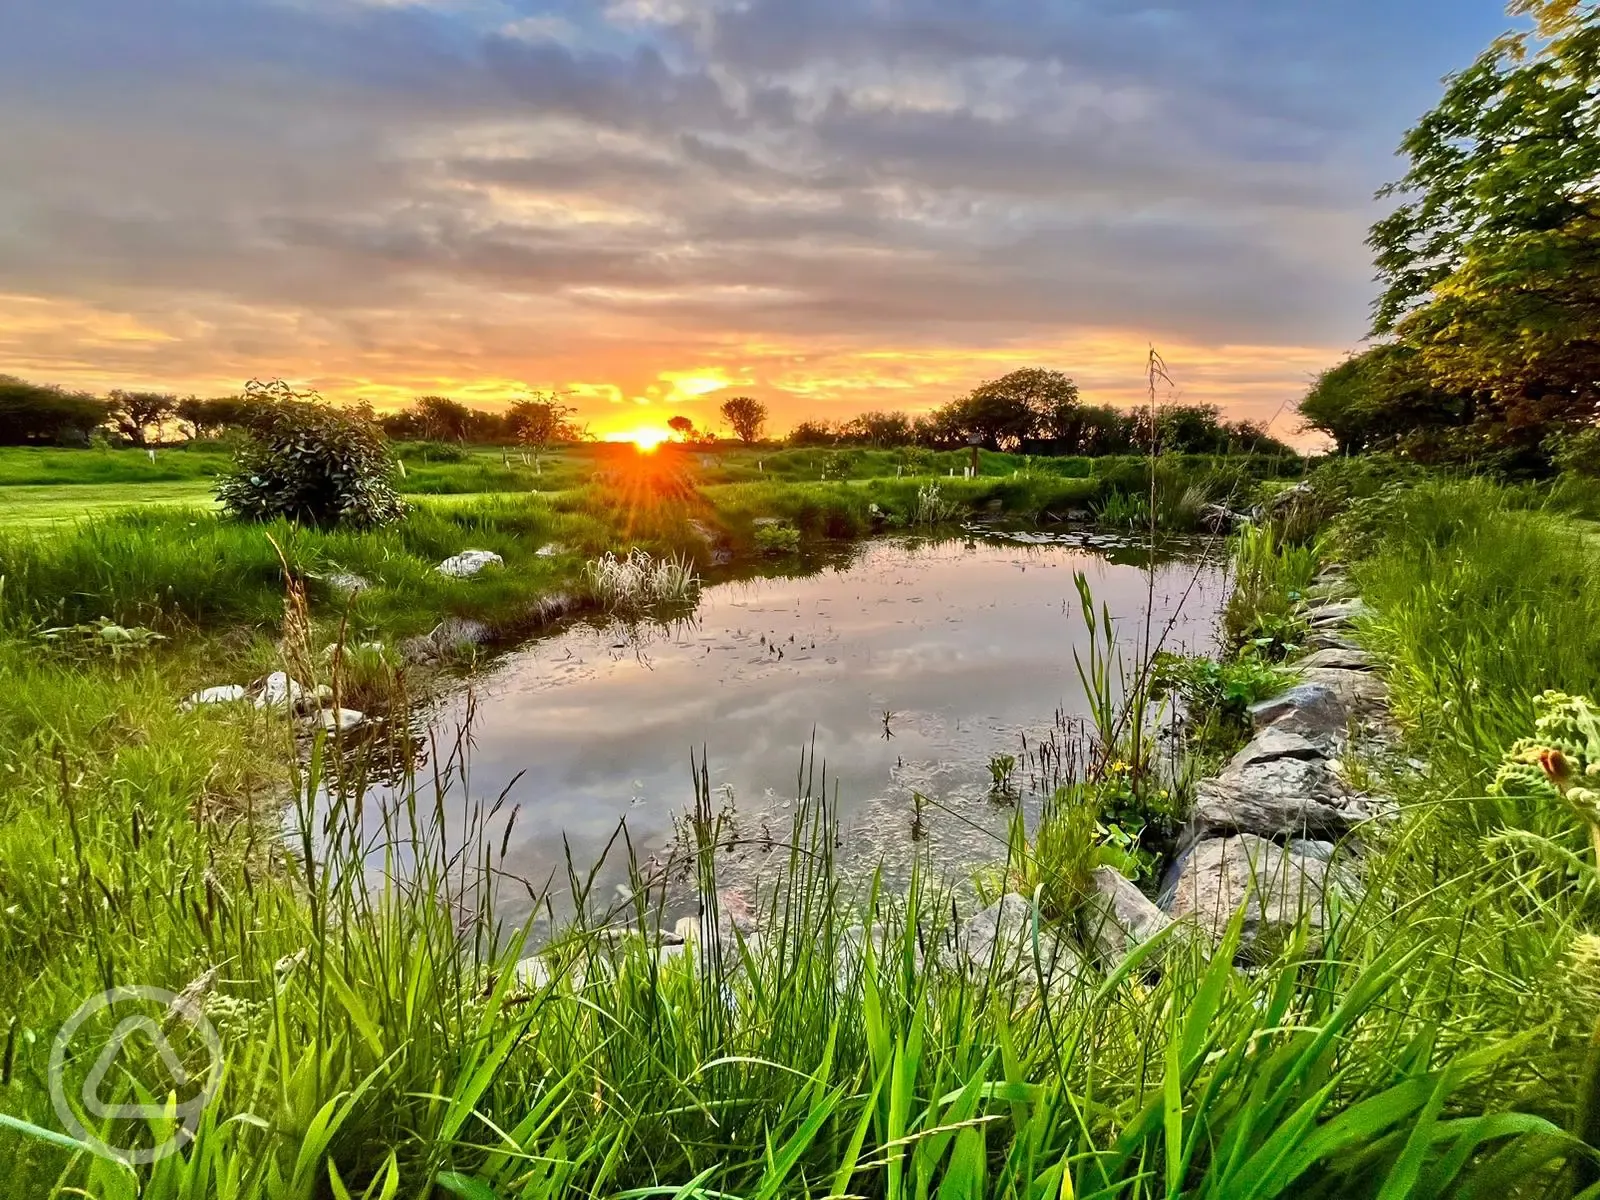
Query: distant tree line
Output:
[[0, 369, 1292, 459], [786, 368, 1294, 457], [1299, 0, 1600, 475]]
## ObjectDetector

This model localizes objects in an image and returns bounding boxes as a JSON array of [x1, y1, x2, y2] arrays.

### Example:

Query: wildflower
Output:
[[1111, 760, 1131, 774]]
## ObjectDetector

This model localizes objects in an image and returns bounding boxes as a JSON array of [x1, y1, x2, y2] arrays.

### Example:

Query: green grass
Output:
[[7, 454, 1600, 1195]]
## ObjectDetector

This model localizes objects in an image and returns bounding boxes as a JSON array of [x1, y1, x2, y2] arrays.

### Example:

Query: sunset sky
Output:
[[0, 0, 1513, 443]]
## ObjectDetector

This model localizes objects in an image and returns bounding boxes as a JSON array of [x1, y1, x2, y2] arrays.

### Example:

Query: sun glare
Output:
[[605, 426, 672, 452]]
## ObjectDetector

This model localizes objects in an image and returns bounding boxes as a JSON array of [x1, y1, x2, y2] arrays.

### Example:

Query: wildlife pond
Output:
[[357, 529, 1229, 925]]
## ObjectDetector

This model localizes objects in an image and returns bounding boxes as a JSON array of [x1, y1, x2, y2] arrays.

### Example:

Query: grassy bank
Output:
[[8, 458, 1600, 1194]]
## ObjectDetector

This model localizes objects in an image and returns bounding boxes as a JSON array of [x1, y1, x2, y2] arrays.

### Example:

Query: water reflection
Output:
[[358, 531, 1228, 923]]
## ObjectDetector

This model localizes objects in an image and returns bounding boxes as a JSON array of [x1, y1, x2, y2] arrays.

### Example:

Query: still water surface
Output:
[[381, 531, 1226, 920]]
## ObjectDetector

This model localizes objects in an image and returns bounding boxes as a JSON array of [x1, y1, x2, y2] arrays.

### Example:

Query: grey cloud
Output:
[[0, 0, 1498, 392]]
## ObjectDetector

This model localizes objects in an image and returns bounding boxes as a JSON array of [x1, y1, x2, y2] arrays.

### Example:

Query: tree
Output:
[[842, 411, 913, 446], [217, 380, 406, 527], [1368, 0, 1600, 467], [0, 376, 109, 445], [719, 395, 767, 443], [787, 419, 837, 447], [107, 390, 177, 446], [933, 368, 1081, 450], [1299, 345, 1472, 456], [667, 415, 696, 442], [507, 395, 579, 474], [412, 395, 474, 442], [176, 395, 250, 439]]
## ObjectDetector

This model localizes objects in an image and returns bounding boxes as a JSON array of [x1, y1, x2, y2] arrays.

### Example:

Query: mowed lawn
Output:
[[0, 480, 220, 527]]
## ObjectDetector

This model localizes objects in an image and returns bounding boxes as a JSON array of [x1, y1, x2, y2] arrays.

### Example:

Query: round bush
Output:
[[217, 396, 407, 528]]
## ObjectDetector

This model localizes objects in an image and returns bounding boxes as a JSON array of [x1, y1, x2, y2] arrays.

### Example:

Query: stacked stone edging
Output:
[[1160, 563, 1389, 950]]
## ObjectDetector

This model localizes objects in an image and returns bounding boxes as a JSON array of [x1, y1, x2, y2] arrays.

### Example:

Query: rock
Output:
[[1168, 835, 1346, 951], [526, 591, 580, 628], [512, 955, 551, 992], [687, 520, 733, 566], [1295, 647, 1373, 672], [251, 671, 309, 712], [1301, 667, 1387, 716], [1081, 868, 1173, 963], [1305, 628, 1360, 652], [436, 550, 504, 578], [534, 543, 565, 557], [181, 684, 249, 710], [321, 641, 386, 661], [1199, 503, 1249, 533], [399, 635, 441, 665], [1305, 598, 1371, 628], [1231, 726, 1326, 768], [1189, 754, 1372, 842], [430, 617, 492, 651], [959, 894, 1087, 988], [301, 708, 365, 734], [1064, 507, 1093, 523], [322, 571, 371, 596], [1248, 683, 1350, 748]]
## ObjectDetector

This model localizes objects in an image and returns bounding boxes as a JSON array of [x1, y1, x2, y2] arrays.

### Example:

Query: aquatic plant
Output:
[[912, 481, 963, 526], [987, 752, 1017, 795], [753, 522, 801, 555], [583, 548, 700, 611]]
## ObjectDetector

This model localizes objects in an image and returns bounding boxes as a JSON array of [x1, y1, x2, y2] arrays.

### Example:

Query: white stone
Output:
[[252, 672, 308, 712], [181, 685, 248, 710], [436, 550, 504, 578]]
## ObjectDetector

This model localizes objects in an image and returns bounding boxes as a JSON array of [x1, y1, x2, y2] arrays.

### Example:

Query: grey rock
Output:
[[322, 571, 371, 596], [959, 894, 1087, 988], [1301, 667, 1387, 716], [1199, 503, 1249, 533], [1287, 838, 1340, 863], [1305, 628, 1360, 652], [1305, 598, 1371, 628], [1190, 754, 1372, 841], [1295, 647, 1373, 672], [1081, 868, 1173, 963], [1232, 726, 1326, 768], [436, 550, 504, 578], [399, 635, 441, 665], [430, 617, 492, 651], [526, 591, 580, 628], [534, 543, 565, 557], [1248, 683, 1350, 747], [181, 684, 249, 710], [1168, 835, 1346, 950]]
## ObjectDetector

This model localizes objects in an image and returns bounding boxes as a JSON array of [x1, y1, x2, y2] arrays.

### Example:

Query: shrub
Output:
[[1552, 426, 1600, 479], [753, 523, 801, 555], [1151, 650, 1297, 756], [217, 385, 407, 528]]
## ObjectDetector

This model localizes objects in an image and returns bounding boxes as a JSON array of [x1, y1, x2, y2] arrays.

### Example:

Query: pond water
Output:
[[363, 529, 1228, 925]]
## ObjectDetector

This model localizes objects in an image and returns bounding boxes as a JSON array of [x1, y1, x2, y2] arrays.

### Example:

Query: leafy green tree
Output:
[[217, 380, 405, 527], [106, 389, 177, 446], [840, 411, 912, 446], [719, 396, 767, 443], [1369, 0, 1600, 464], [1300, 345, 1472, 456], [0, 376, 110, 445]]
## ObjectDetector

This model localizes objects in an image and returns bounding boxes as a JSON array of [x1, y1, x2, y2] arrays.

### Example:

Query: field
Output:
[[4, 442, 1600, 1196]]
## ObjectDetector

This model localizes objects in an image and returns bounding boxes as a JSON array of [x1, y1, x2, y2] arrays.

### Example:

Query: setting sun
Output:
[[603, 426, 672, 452]]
